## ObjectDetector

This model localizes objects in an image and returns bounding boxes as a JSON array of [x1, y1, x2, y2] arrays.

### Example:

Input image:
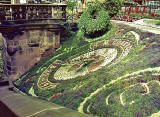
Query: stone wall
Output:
[[0, 34, 3, 81], [1, 29, 60, 80]]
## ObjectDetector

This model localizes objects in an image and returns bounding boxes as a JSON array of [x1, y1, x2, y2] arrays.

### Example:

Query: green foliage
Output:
[[143, 19, 160, 26], [78, 4, 111, 38], [66, 1, 76, 11], [60, 25, 72, 41], [102, 0, 124, 17], [66, 1, 77, 22], [144, 14, 160, 20]]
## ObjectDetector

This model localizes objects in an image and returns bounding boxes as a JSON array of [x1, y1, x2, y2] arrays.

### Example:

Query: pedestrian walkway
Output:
[[111, 19, 160, 34], [0, 86, 92, 117]]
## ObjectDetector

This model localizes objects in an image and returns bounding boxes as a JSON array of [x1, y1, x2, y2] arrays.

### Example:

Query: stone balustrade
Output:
[[0, 3, 67, 22]]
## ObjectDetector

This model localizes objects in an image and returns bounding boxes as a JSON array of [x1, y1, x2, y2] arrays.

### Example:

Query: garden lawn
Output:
[[143, 19, 160, 26]]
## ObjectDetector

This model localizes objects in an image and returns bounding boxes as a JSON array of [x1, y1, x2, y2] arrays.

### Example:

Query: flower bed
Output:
[[54, 48, 117, 80], [90, 39, 132, 67], [36, 38, 132, 89], [35, 30, 135, 89], [112, 15, 140, 22], [14, 23, 160, 117], [82, 68, 160, 116], [37, 60, 62, 89]]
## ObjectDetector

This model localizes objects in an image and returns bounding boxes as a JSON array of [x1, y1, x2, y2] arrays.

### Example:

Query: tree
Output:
[[102, 0, 124, 18], [67, 1, 76, 23]]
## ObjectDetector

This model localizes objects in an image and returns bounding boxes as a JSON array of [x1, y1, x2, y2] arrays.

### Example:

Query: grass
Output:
[[143, 20, 160, 26], [143, 19, 160, 26]]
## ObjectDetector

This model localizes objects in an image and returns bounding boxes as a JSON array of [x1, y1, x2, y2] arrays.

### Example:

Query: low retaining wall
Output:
[[0, 27, 60, 80]]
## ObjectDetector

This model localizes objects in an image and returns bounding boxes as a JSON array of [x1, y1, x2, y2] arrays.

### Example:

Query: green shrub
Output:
[[66, 1, 76, 11], [102, 0, 124, 18], [78, 4, 111, 38], [66, 1, 77, 22], [60, 24, 72, 41]]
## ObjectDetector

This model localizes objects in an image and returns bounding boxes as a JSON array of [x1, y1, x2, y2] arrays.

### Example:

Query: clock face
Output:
[[54, 48, 117, 80]]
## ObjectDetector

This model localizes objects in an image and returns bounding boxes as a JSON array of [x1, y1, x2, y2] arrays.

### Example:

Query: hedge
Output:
[[78, 4, 111, 38], [102, 0, 124, 18]]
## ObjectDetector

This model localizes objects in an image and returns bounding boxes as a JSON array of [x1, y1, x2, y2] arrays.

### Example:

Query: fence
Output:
[[145, 2, 160, 9], [121, 5, 160, 16]]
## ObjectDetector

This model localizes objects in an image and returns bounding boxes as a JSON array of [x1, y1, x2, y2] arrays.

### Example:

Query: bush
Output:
[[66, 1, 76, 11], [78, 4, 111, 38], [60, 24, 72, 41], [102, 0, 124, 18]]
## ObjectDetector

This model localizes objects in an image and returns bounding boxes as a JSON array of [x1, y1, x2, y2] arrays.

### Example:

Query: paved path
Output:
[[111, 20, 160, 34], [0, 86, 92, 117]]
